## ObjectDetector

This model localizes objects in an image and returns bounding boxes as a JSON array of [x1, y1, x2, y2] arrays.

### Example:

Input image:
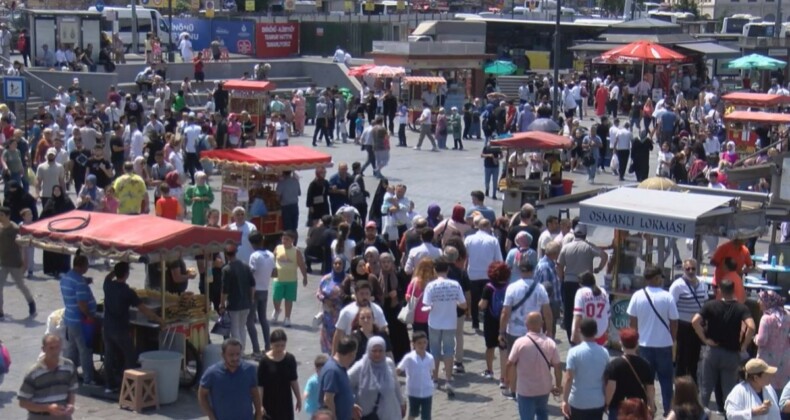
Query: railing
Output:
[[371, 40, 486, 55]]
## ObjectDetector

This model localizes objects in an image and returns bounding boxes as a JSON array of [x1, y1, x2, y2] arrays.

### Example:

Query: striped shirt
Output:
[[669, 277, 709, 323], [18, 357, 78, 408], [59, 270, 96, 327]]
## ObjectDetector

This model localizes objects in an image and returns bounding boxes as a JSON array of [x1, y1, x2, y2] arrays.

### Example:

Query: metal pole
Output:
[[552, 0, 560, 120], [168, 0, 174, 62], [775, 0, 782, 39], [131, 0, 139, 54]]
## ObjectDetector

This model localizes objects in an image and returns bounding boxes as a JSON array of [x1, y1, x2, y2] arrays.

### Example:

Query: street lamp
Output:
[[552, 0, 560, 120]]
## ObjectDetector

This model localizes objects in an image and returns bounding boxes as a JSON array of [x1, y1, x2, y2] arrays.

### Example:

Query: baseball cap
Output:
[[365, 221, 377, 229], [573, 224, 587, 237], [745, 359, 777, 375], [46, 147, 57, 157]]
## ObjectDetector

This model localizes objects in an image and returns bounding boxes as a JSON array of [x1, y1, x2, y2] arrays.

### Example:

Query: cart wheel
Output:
[[179, 341, 202, 388]]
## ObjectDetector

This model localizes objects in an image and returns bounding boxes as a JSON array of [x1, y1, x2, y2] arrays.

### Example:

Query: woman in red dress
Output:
[[595, 84, 608, 117]]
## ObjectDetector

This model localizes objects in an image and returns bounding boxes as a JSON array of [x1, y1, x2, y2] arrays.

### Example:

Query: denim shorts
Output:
[[428, 327, 455, 359], [408, 396, 432, 419]]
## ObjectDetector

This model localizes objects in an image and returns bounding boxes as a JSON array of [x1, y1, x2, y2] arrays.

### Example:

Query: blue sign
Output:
[[171, 18, 212, 52], [3, 77, 26, 102], [140, 0, 149, 4], [211, 20, 255, 55], [95, 0, 105, 12]]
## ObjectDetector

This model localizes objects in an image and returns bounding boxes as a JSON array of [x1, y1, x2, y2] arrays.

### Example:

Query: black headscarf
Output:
[[3, 180, 39, 223], [368, 178, 389, 220], [41, 185, 75, 218]]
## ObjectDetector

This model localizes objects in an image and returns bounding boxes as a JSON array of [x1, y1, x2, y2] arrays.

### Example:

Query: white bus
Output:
[[89, 6, 172, 52], [743, 21, 777, 37], [359, 1, 409, 15], [721, 14, 761, 35]]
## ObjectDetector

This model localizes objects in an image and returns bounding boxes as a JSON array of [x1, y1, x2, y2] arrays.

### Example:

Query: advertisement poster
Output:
[[171, 18, 212, 51], [255, 23, 299, 58], [212, 20, 256, 55]]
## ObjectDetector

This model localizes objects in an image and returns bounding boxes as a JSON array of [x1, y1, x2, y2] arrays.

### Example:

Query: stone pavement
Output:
[[0, 121, 739, 419]]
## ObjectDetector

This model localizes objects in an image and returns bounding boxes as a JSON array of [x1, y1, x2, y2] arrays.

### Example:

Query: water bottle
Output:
[[771, 255, 777, 267]]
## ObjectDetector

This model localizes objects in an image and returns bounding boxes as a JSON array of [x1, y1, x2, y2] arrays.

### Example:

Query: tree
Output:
[[674, 0, 700, 19]]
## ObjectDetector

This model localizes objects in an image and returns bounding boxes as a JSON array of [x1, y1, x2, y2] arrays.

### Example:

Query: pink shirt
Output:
[[508, 332, 560, 397], [406, 281, 429, 324]]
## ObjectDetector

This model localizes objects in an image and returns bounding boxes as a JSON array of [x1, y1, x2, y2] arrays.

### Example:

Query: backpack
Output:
[[348, 177, 365, 205], [486, 283, 507, 319]]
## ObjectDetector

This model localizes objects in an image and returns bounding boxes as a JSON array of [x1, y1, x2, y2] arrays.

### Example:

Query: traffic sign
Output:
[[140, 0, 149, 5], [95, 0, 105, 12], [205, 0, 215, 17], [3, 77, 26, 102]]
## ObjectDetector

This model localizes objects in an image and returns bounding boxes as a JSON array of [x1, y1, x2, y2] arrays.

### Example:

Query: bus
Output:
[[89, 6, 171, 52], [721, 14, 761, 35], [743, 22, 777, 37], [359, 1, 409, 15], [647, 10, 695, 23]]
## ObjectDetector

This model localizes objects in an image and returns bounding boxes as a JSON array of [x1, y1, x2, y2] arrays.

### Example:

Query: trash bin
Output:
[[562, 179, 574, 195], [202, 344, 222, 374], [139, 351, 183, 405]]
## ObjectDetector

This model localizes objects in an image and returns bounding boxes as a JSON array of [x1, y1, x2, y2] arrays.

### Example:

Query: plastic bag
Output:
[[211, 312, 231, 337], [250, 198, 268, 218]]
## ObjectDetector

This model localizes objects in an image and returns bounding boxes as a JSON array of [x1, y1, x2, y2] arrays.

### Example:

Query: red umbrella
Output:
[[347, 64, 375, 77], [599, 40, 686, 64]]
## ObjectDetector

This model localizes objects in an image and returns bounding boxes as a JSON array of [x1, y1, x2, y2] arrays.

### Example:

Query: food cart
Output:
[[724, 110, 790, 154], [577, 182, 767, 344], [401, 76, 447, 132], [201, 146, 332, 239], [223, 80, 277, 139], [490, 131, 573, 216], [16, 211, 240, 388]]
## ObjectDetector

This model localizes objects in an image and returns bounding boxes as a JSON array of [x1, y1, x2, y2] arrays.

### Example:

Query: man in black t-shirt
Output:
[[67, 139, 91, 194], [506, 204, 541, 251], [109, 124, 125, 177], [605, 327, 656, 415], [103, 262, 162, 391], [85, 145, 113, 189], [481, 144, 501, 199], [692, 279, 755, 409]]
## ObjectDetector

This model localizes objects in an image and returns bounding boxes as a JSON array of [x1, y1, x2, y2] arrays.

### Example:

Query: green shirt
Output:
[[184, 184, 214, 225]]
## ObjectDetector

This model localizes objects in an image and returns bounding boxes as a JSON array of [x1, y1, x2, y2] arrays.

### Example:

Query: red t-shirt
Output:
[[155, 196, 181, 220], [193, 57, 203, 73], [711, 240, 752, 283]]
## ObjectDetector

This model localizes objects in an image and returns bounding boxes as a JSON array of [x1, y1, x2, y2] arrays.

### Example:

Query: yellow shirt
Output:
[[274, 245, 298, 282], [113, 174, 147, 215]]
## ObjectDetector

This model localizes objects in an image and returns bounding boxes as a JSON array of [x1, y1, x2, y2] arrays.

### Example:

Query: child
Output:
[[155, 184, 183, 220], [355, 114, 365, 144], [19, 208, 34, 278], [397, 331, 434, 420], [303, 354, 328, 417], [102, 186, 119, 214]]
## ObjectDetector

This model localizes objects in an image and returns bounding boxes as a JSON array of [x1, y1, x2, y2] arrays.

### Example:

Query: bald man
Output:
[[506, 312, 562, 414], [465, 217, 504, 330]]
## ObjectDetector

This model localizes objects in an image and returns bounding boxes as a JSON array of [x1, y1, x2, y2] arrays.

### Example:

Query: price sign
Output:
[[205, 0, 215, 17], [397, 0, 404, 10], [365, 1, 375, 11], [344, 0, 353, 11]]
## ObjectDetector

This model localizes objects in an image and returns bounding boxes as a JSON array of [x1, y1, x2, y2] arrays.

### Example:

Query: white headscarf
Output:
[[357, 336, 392, 392]]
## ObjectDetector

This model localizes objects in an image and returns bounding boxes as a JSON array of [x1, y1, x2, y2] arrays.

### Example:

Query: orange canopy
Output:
[[17, 211, 240, 261], [490, 131, 572, 150], [222, 80, 277, 92], [724, 111, 790, 124], [721, 92, 790, 108], [402, 76, 447, 85], [201, 145, 332, 171]]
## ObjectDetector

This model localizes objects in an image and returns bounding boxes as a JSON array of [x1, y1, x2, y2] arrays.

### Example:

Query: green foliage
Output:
[[673, 0, 700, 18]]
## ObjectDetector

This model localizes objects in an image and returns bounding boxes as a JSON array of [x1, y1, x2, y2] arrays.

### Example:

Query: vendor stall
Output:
[[491, 131, 573, 216], [577, 184, 766, 343], [223, 80, 277, 141], [724, 110, 790, 154], [16, 211, 240, 389], [722, 92, 790, 110], [401, 76, 447, 131], [201, 146, 332, 238]]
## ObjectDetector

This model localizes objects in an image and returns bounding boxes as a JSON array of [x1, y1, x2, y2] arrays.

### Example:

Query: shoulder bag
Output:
[[526, 334, 552, 371], [512, 278, 540, 312], [683, 278, 704, 310], [398, 281, 422, 324], [360, 393, 381, 420], [642, 288, 671, 333], [621, 355, 648, 401]]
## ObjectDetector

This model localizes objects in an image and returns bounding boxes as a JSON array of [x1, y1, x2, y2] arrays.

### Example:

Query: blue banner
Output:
[[171, 18, 212, 52], [211, 20, 256, 56]]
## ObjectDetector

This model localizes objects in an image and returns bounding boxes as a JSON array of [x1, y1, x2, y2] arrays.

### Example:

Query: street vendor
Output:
[[545, 153, 563, 185], [102, 262, 163, 392]]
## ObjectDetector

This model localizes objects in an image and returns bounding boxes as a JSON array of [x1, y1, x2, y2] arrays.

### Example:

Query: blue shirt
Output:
[[199, 361, 258, 420], [566, 341, 609, 409], [319, 358, 354, 420], [534, 255, 561, 303], [465, 204, 496, 224], [59, 270, 96, 327], [659, 111, 677, 133], [304, 373, 320, 415]]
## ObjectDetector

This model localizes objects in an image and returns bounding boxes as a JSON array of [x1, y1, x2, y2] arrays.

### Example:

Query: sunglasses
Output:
[[685, 267, 697, 272]]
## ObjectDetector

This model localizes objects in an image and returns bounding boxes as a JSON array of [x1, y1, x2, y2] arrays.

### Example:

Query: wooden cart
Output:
[[223, 80, 277, 140]]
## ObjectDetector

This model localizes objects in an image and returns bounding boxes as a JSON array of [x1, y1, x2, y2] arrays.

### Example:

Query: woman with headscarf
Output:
[[184, 171, 213, 225], [364, 246, 382, 278], [630, 130, 654, 182], [342, 255, 383, 306], [3, 180, 38, 223], [368, 178, 389, 233], [378, 252, 408, 362], [505, 231, 537, 283], [348, 336, 404, 420], [433, 204, 470, 247], [227, 113, 242, 148], [293, 90, 306, 136], [41, 185, 75, 276], [316, 256, 347, 354], [425, 204, 442, 229], [76, 174, 104, 212], [754, 290, 790, 389], [722, 141, 739, 165]]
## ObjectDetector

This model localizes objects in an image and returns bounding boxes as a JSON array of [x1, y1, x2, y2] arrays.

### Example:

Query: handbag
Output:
[[210, 312, 232, 337], [397, 281, 421, 324], [360, 393, 381, 420]]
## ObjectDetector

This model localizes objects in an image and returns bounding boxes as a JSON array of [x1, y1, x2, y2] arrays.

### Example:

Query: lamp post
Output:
[[168, 0, 174, 62], [132, 0, 139, 54], [552, 0, 560, 120]]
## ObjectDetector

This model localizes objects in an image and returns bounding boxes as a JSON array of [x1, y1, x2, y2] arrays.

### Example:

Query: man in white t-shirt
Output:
[[247, 232, 276, 354], [499, 258, 552, 399], [178, 35, 193, 62], [333, 281, 387, 349], [537, 216, 560, 260], [227, 206, 257, 264], [626, 266, 678, 414], [414, 103, 436, 151], [422, 258, 467, 397]]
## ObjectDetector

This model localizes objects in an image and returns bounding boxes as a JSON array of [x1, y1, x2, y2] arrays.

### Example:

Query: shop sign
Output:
[[255, 23, 299, 58], [212, 20, 255, 55], [580, 207, 693, 238], [608, 297, 630, 342]]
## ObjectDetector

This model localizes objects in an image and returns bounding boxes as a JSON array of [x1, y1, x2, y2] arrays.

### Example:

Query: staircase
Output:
[[496, 76, 531, 101]]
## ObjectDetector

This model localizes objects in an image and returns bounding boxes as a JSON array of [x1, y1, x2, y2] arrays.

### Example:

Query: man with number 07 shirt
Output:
[[571, 271, 610, 346]]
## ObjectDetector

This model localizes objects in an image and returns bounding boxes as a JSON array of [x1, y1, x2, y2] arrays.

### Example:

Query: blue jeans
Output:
[[639, 345, 673, 414], [518, 394, 549, 420], [484, 166, 498, 196], [281, 203, 299, 233], [247, 291, 271, 353], [66, 322, 94, 383]]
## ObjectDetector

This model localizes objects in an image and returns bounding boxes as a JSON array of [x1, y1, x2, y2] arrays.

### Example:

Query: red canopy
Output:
[[490, 132, 572, 150], [347, 64, 375, 77], [221, 80, 277, 92], [17, 211, 240, 261], [724, 110, 790, 124], [721, 92, 790, 108], [600, 40, 686, 63], [201, 145, 332, 171]]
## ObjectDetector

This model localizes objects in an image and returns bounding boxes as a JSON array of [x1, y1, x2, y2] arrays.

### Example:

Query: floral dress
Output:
[[317, 274, 345, 354], [754, 309, 790, 390]]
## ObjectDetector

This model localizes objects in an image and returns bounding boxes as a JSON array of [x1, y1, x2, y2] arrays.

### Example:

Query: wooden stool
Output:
[[118, 369, 159, 413]]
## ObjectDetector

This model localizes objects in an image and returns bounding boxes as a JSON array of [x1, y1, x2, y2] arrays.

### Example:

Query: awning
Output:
[[724, 110, 790, 124], [490, 131, 572, 150], [569, 43, 625, 53], [579, 188, 735, 239], [411, 21, 436, 36], [222, 80, 277, 92], [402, 76, 447, 85], [675, 42, 740, 59], [201, 145, 332, 171], [721, 92, 790, 108]]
